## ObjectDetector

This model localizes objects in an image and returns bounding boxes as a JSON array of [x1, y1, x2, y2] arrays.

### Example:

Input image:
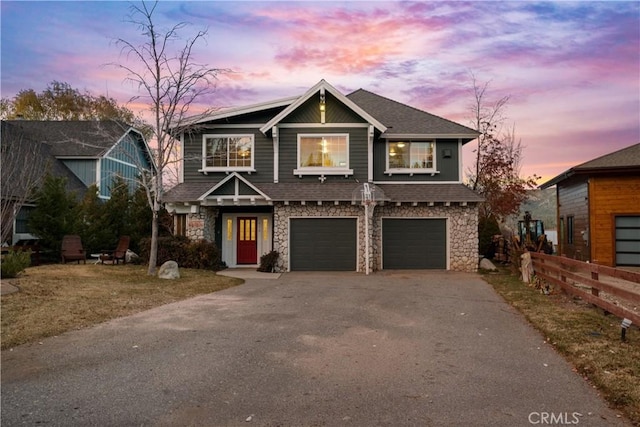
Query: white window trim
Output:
[[294, 133, 353, 177], [200, 134, 255, 173], [384, 140, 439, 176]]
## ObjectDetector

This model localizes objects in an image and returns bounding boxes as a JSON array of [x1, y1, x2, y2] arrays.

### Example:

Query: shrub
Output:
[[1, 249, 32, 278], [478, 215, 502, 259], [139, 236, 224, 270], [258, 250, 279, 272], [184, 239, 223, 270]]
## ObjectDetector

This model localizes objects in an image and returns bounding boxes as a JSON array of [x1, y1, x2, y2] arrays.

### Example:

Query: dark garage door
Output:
[[383, 218, 446, 269], [290, 218, 357, 271], [616, 216, 640, 266]]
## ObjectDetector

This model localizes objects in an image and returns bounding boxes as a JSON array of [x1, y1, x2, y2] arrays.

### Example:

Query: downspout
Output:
[[273, 126, 279, 183]]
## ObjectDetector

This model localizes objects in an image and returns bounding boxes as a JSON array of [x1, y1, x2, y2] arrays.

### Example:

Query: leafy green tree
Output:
[[128, 187, 154, 253], [103, 176, 132, 239], [75, 184, 112, 255], [28, 175, 79, 256]]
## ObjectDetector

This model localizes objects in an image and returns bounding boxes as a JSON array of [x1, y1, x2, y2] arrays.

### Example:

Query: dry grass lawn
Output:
[[1, 264, 242, 350], [482, 267, 640, 426]]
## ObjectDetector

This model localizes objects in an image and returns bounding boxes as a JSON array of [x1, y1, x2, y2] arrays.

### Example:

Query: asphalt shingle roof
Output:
[[540, 142, 640, 188], [1, 121, 91, 199], [573, 142, 640, 170], [347, 89, 478, 139], [3, 120, 133, 157], [164, 181, 483, 204]]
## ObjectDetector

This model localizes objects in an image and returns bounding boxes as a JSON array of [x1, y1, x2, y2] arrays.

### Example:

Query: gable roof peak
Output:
[[259, 79, 387, 135]]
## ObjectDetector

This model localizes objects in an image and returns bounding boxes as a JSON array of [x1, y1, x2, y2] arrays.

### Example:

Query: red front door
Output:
[[237, 217, 257, 264]]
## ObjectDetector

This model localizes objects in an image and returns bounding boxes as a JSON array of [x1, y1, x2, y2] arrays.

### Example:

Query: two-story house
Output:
[[1, 120, 155, 244], [164, 80, 482, 272]]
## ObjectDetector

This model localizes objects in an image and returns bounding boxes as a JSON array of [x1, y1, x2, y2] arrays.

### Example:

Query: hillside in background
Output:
[[503, 187, 557, 232]]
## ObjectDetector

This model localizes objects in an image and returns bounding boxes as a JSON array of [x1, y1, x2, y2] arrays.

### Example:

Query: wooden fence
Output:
[[530, 252, 640, 327]]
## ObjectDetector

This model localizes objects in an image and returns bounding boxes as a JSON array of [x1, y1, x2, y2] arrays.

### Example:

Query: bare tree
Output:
[[112, 0, 228, 274], [0, 122, 51, 244], [465, 72, 538, 223], [467, 71, 510, 192]]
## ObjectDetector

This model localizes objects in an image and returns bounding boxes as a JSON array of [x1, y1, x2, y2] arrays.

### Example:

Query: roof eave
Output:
[[381, 133, 479, 141], [539, 165, 640, 189], [175, 96, 299, 130]]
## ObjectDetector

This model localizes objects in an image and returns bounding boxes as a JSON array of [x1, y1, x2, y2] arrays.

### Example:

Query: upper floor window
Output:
[[386, 140, 436, 174], [294, 134, 353, 176], [567, 215, 574, 245], [202, 134, 254, 172]]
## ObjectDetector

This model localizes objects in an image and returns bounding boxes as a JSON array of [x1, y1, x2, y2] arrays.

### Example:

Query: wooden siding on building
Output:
[[588, 175, 640, 266], [100, 134, 154, 197], [557, 177, 589, 260], [61, 159, 96, 188]]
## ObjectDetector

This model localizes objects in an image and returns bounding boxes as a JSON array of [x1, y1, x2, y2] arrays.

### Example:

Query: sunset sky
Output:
[[1, 1, 638, 184]]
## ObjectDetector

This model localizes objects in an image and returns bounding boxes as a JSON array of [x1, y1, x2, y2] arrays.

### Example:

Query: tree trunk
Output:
[[147, 207, 159, 275]]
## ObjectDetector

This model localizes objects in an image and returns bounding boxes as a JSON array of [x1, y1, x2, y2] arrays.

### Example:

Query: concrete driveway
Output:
[[1, 271, 630, 426]]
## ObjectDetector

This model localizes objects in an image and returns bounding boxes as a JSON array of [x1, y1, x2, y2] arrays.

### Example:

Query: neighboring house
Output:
[[164, 80, 482, 272], [540, 143, 640, 267], [1, 120, 154, 244]]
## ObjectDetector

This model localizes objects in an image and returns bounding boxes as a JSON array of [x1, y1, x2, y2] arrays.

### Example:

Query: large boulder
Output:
[[125, 250, 139, 264], [479, 257, 498, 271], [158, 260, 180, 279]]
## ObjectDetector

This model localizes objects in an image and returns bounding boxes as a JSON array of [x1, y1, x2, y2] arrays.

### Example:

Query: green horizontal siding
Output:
[[374, 139, 460, 182], [278, 127, 368, 183]]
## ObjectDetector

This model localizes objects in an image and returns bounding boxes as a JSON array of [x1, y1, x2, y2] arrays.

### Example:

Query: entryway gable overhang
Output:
[[197, 172, 273, 206]]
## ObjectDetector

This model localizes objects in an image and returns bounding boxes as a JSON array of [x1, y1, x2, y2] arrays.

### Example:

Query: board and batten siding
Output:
[[285, 92, 364, 124], [61, 159, 96, 188], [588, 175, 640, 266]]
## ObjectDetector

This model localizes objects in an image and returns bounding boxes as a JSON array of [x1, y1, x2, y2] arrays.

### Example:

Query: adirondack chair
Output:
[[99, 236, 130, 265], [61, 235, 87, 264]]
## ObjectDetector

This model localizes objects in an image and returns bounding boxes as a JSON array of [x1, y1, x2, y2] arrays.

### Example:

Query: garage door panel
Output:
[[615, 216, 640, 267], [383, 219, 446, 269], [290, 218, 357, 271]]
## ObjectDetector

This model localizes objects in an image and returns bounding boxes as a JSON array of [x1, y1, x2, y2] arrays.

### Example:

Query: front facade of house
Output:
[[540, 143, 640, 267], [165, 80, 482, 272]]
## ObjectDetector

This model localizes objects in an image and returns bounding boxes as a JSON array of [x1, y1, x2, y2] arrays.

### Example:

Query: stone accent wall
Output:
[[186, 207, 218, 241], [373, 204, 479, 272], [273, 203, 366, 273], [273, 202, 479, 273]]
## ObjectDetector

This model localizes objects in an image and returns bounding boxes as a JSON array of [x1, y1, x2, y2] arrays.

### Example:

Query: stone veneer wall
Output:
[[273, 202, 479, 273], [273, 203, 366, 273], [373, 204, 479, 272], [185, 207, 218, 241]]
